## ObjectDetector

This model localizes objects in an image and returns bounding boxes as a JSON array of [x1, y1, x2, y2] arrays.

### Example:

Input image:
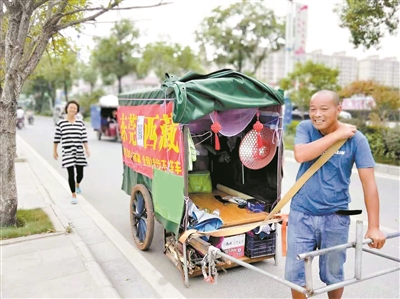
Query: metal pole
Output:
[[182, 125, 190, 287], [311, 266, 400, 297], [298, 231, 400, 260], [355, 220, 363, 279], [284, 0, 294, 77], [215, 248, 309, 295], [362, 248, 400, 263], [304, 257, 314, 295]]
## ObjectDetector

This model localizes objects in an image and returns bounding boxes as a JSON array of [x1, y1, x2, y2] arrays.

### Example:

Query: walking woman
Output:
[[53, 100, 90, 204]]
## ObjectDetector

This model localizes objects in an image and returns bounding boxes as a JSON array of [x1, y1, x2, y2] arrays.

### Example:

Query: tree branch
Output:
[[2, 0, 10, 10], [34, 0, 51, 10], [0, 0, 5, 60], [60, 1, 172, 19]]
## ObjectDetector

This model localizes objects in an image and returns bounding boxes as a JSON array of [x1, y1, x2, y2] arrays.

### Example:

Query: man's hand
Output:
[[365, 228, 386, 249], [334, 122, 357, 140]]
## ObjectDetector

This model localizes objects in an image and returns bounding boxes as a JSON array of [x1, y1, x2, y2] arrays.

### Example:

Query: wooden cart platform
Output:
[[190, 190, 269, 227]]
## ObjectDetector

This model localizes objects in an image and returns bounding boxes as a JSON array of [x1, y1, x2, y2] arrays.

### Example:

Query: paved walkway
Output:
[[1, 136, 161, 298]]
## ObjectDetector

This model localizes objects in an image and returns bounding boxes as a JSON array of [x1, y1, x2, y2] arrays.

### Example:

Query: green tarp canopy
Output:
[[118, 69, 284, 123]]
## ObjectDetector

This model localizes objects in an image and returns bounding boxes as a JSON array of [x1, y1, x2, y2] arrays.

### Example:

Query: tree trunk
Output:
[[0, 80, 21, 227], [118, 76, 122, 94], [63, 81, 69, 102]]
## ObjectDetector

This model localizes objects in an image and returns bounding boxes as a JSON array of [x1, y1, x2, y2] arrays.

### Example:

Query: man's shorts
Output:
[[285, 209, 350, 286]]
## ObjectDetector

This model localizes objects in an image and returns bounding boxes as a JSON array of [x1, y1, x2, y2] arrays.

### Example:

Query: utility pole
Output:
[[284, 0, 294, 78]]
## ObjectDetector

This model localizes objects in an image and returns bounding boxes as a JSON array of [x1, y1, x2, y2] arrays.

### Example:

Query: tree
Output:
[[280, 60, 340, 111], [0, 0, 169, 227], [137, 42, 204, 81], [340, 80, 400, 122], [22, 49, 79, 112], [76, 59, 98, 94], [335, 0, 400, 49], [195, 0, 285, 74], [91, 19, 140, 94]]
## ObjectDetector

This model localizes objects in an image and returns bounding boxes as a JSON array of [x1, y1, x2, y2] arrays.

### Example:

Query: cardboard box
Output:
[[223, 246, 245, 258], [221, 234, 245, 258]]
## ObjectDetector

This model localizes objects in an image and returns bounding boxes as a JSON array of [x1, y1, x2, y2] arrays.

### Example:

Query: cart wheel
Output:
[[97, 131, 102, 140], [130, 184, 154, 250]]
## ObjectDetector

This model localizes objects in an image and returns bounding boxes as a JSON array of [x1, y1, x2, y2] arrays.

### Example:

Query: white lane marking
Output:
[[17, 135, 186, 299]]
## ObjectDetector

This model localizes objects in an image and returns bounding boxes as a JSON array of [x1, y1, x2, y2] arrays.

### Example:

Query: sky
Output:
[[74, 0, 400, 63]]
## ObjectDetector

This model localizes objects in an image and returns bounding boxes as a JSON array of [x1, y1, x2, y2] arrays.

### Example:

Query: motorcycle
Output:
[[26, 111, 34, 125], [16, 117, 24, 129]]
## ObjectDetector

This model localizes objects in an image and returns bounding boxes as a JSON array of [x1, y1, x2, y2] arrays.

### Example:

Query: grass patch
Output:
[[0, 208, 55, 240]]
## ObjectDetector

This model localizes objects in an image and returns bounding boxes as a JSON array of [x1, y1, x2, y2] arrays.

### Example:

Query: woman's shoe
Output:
[[71, 197, 78, 204], [76, 187, 82, 194]]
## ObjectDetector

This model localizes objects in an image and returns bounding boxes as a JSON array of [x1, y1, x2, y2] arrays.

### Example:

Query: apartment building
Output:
[[358, 56, 399, 88], [255, 49, 399, 88], [306, 50, 358, 87]]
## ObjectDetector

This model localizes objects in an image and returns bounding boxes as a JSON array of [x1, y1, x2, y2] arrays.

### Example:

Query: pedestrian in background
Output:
[[53, 100, 90, 204], [285, 90, 386, 299]]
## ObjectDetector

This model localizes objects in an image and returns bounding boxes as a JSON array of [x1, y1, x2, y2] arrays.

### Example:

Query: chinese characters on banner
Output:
[[293, 4, 308, 63], [118, 101, 183, 178]]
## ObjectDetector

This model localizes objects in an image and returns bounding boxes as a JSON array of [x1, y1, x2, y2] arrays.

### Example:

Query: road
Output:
[[17, 116, 400, 298]]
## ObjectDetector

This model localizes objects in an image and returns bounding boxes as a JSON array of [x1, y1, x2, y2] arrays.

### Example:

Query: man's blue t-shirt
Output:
[[291, 120, 375, 215]]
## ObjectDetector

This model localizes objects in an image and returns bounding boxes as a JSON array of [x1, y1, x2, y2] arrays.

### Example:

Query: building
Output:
[[358, 56, 400, 88], [254, 49, 285, 86], [255, 49, 399, 88], [306, 50, 358, 87]]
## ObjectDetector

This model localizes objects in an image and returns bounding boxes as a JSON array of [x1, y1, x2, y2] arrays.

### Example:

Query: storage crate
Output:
[[245, 231, 276, 258]]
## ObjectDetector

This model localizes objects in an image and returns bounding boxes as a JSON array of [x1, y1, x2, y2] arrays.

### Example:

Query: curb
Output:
[[15, 135, 121, 299]]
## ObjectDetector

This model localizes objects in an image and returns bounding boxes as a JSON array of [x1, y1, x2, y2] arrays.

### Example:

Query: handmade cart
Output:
[[117, 69, 400, 294], [118, 69, 285, 285]]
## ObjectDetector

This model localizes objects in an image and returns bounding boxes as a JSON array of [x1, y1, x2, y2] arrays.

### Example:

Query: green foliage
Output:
[[77, 90, 106, 118], [72, 59, 98, 93], [280, 61, 340, 111], [285, 120, 300, 136], [335, 0, 400, 49], [138, 42, 204, 81], [365, 130, 387, 157], [0, 209, 55, 239], [383, 127, 400, 158], [283, 134, 295, 151], [195, 0, 285, 74], [340, 80, 400, 122], [340, 117, 369, 132], [91, 19, 140, 93]]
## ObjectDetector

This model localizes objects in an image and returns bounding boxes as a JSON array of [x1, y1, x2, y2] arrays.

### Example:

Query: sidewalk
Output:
[[1, 136, 162, 298]]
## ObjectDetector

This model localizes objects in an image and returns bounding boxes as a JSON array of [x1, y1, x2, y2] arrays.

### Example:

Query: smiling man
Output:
[[285, 90, 386, 299]]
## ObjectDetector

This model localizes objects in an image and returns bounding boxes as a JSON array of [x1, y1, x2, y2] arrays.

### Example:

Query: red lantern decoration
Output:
[[211, 112, 221, 150], [253, 111, 263, 148]]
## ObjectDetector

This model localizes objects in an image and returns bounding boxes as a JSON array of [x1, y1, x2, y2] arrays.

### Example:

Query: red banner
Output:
[[118, 102, 183, 178]]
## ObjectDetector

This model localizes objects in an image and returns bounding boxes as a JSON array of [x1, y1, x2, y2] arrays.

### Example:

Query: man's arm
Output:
[[294, 122, 357, 163], [358, 167, 386, 249], [294, 132, 341, 163]]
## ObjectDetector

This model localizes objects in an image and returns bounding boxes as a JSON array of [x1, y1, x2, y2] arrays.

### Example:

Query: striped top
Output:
[[54, 119, 88, 168]]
